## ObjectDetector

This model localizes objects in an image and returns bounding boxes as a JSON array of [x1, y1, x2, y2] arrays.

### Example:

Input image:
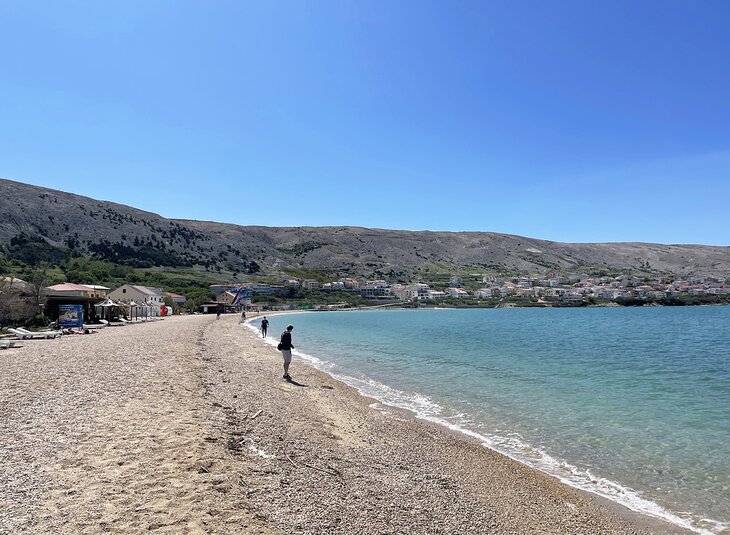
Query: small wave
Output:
[[241, 315, 724, 534], [329, 370, 720, 534]]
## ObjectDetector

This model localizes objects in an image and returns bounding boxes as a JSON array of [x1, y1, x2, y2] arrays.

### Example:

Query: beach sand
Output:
[[0, 313, 694, 534]]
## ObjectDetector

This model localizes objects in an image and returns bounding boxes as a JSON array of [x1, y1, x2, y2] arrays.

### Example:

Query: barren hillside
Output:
[[1, 178, 728, 279]]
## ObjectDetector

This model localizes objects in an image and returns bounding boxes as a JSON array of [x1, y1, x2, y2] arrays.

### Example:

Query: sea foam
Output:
[[243, 313, 725, 535]]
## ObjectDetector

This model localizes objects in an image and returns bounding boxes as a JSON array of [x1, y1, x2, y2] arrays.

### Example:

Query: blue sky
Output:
[[1, 1, 728, 245]]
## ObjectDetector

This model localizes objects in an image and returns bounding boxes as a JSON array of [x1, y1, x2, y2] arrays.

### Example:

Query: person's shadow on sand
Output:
[[285, 377, 308, 387]]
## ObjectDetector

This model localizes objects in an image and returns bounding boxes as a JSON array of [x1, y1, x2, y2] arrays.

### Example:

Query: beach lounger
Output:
[[0, 339, 23, 349], [8, 328, 58, 340], [82, 323, 106, 330], [17, 327, 60, 339]]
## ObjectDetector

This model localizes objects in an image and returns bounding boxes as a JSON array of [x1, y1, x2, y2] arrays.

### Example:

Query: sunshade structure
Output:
[[94, 298, 124, 321], [126, 300, 141, 321], [119, 299, 160, 321]]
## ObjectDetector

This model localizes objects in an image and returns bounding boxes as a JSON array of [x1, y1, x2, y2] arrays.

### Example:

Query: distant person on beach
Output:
[[278, 324, 294, 380], [216, 305, 222, 319], [261, 316, 269, 337], [240, 310, 246, 323]]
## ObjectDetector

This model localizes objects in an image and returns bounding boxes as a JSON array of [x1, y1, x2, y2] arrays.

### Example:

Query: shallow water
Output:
[[256, 307, 730, 534]]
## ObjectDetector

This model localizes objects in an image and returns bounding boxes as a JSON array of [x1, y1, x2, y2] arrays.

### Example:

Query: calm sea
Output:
[[251, 307, 730, 534]]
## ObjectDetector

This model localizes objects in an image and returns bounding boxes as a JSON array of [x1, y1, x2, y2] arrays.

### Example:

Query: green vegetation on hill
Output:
[[280, 267, 332, 282], [253, 287, 368, 308], [0, 240, 221, 321]]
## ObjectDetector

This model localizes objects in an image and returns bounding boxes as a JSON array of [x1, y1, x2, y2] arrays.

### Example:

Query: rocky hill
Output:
[[1, 178, 728, 279]]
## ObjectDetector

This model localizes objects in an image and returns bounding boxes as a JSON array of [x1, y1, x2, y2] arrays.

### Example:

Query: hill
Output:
[[1, 178, 729, 281]]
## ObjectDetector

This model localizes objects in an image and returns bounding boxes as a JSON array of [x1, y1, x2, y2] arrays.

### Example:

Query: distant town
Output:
[[208, 272, 730, 311], [2, 270, 729, 331]]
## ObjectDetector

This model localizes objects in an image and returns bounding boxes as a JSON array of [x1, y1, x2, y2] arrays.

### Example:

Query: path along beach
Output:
[[0, 313, 695, 534]]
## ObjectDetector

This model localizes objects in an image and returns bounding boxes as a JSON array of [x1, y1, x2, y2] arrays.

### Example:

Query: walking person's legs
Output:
[[281, 350, 292, 379]]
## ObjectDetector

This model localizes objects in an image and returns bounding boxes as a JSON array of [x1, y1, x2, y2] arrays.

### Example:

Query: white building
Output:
[[474, 288, 493, 298], [359, 281, 392, 299], [108, 284, 166, 306], [447, 287, 469, 298], [405, 283, 430, 300]]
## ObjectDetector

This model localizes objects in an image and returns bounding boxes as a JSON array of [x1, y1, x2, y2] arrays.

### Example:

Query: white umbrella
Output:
[[126, 300, 140, 321]]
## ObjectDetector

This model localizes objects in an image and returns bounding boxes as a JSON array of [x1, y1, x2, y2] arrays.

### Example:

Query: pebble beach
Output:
[[0, 314, 695, 534]]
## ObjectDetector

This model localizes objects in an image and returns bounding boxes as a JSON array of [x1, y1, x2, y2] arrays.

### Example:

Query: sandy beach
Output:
[[0, 313, 695, 534]]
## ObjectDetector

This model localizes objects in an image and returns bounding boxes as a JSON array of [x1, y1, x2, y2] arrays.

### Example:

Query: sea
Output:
[[249, 307, 730, 534]]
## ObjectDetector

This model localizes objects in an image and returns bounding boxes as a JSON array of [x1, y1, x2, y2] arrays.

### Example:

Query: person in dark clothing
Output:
[[261, 316, 269, 338], [279, 324, 294, 379]]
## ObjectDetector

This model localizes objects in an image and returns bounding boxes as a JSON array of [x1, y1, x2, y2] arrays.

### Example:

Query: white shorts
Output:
[[281, 350, 292, 363]]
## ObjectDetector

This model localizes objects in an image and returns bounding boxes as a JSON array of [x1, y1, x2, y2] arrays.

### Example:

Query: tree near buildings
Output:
[[29, 264, 50, 314], [0, 277, 36, 326]]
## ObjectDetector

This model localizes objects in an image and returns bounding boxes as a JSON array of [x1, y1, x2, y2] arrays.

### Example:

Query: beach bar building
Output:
[[44, 283, 105, 325], [199, 302, 222, 314]]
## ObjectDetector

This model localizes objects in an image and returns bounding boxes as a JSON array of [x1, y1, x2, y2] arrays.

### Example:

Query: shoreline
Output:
[[0, 313, 702, 534], [244, 310, 714, 535]]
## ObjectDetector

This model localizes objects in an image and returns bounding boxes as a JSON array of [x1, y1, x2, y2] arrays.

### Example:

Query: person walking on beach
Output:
[[240, 310, 246, 323], [278, 324, 294, 380], [216, 304, 222, 320], [261, 316, 269, 338]]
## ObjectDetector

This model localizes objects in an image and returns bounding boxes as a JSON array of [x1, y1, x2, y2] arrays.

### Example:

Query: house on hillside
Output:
[[405, 283, 430, 300], [108, 284, 166, 305], [474, 288, 493, 298], [359, 281, 392, 299], [216, 291, 238, 305], [447, 287, 469, 298], [208, 284, 239, 295], [164, 291, 187, 304]]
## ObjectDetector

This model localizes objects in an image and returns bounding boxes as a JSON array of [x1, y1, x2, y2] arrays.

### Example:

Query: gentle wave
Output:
[[243, 316, 723, 535]]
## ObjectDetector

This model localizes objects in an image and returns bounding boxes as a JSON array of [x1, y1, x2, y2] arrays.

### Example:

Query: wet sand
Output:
[[0, 314, 693, 534]]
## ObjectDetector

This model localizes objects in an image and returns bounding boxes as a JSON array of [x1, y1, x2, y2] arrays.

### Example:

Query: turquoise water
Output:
[[253, 307, 730, 534]]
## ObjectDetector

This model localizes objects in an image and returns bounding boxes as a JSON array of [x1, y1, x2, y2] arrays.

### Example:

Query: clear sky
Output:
[[1, 1, 729, 245]]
